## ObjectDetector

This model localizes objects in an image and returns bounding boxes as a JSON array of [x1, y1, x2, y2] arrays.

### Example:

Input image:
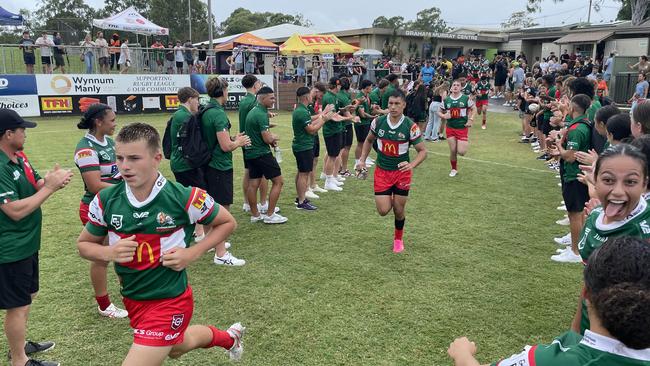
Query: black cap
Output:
[[0, 109, 37, 131], [257, 86, 274, 95]]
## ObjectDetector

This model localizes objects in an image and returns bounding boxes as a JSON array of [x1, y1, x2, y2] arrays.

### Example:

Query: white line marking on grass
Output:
[[425, 149, 555, 174]]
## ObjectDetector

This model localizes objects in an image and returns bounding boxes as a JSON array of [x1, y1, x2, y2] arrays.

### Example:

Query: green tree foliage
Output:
[[218, 8, 313, 36], [501, 11, 539, 29], [617, 0, 650, 22], [96, 0, 152, 19], [371, 7, 449, 32], [33, 0, 97, 41], [148, 0, 213, 42]]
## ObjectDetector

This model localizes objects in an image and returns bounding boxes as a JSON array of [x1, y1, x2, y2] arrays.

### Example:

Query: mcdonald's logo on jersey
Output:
[[119, 234, 162, 271], [137, 241, 155, 264], [380, 139, 399, 157]]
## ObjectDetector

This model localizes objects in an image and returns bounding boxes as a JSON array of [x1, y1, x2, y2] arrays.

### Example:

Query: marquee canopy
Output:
[[279, 34, 359, 55], [92, 6, 168, 36], [0, 6, 23, 26], [214, 32, 278, 52]]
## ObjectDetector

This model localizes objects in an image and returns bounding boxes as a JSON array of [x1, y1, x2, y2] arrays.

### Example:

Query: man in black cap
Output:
[[0, 109, 73, 366]]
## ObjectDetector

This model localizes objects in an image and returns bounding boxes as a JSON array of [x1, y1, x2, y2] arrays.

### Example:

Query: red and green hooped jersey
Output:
[[85, 174, 219, 301], [370, 115, 422, 171], [476, 81, 491, 101], [491, 331, 650, 366], [443, 94, 475, 129], [480, 65, 491, 76], [74, 134, 121, 205], [462, 83, 474, 96], [470, 63, 481, 77]]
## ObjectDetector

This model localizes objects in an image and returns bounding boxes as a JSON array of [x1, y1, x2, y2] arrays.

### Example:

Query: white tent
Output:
[[92, 6, 169, 36]]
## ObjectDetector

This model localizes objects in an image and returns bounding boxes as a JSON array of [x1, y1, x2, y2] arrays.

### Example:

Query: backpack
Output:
[[162, 105, 214, 168], [405, 92, 417, 119]]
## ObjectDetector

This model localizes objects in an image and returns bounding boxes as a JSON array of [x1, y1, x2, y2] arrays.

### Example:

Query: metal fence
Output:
[[0, 44, 221, 75]]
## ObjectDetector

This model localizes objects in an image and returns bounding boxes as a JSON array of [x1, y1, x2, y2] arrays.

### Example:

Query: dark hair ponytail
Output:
[[584, 236, 650, 349], [77, 103, 112, 131]]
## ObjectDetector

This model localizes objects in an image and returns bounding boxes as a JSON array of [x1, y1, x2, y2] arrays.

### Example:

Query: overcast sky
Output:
[[4, 0, 621, 30]]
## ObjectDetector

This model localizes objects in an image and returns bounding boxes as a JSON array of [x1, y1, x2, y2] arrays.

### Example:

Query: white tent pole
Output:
[[207, 0, 213, 51], [188, 0, 192, 41]]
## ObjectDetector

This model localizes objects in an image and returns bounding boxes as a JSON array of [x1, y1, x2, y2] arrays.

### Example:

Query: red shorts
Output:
[[79, 201, 90, 225], [374, 166, 412, 194], [476, 99, 489, 108], [123, 286, 194, 347], [467, 76, 478, 83], [446, 126, 469, 142]]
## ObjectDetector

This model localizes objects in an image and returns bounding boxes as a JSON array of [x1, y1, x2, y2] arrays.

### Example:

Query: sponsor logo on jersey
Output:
[[137, 241, 155, 264], [157, 212, 174, 226], [192, 190, 207, 210], [165, 95, 180, 109], [397, 132, 405, 139], [99, 150, 111, 160], [164, 332, 180, 341], [380, 139, 399, 157], [76, 149, 93, 159], [12, 170, 20, 180], [377, 129, 385, 137], [111, 214, 123, 229], [171, 314, 184, 330], [41, 97, 72, 112], [641, 220, 650, 234], [133, 212, 149, 219]]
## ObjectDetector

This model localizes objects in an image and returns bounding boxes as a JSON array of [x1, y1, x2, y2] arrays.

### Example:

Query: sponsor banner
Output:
[[39, 94, 178, 116], [0, 75, 38, 96], [36, 74, 190, 96], [190, 74, 274, 110], [0, 95, 40, 117]]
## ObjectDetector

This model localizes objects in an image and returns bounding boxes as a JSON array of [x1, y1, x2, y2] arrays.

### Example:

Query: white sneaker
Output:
[[334, 179, 344, 186], [207, 241, 231, 252], [264, 213, 288, 224], [532, 148, 541, 153], [551, 248, 582, 263], [556, 217, 570, 226], [320, 172, 327, 180], [194, 233, 205, 242], [324, 180, 342, 191], [242, 203, 250, 212], [557, 205, 567, 211], [98, 303, 128, 318], [449, 169, 458, 177], [226, 323, 245, 361], [336, 175, 346, 182], [258, 202, 281, 214], [531, 142, 540, 147], [365, 158, 375, 165], [214, 251, 246, 266], [305, 190, 319, 199], [554, 233, 572, 246], [250, 215, 264, 223], [311, 185, 327, 193], [503, 102, 511, 106]]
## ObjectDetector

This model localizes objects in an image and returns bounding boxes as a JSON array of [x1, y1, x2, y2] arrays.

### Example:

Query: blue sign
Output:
[[0, 75, 37, 96]]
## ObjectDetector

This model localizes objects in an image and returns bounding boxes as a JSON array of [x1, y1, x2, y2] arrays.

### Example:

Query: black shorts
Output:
[[40, 56, 51, 65], [246, 154, 281, 180], [54, 54, 65, 66], [343, 124, 354, 147], [242, 154, 249, 169], [0, 253, 39, 310], [203, 167, 234, 206], [375, 186, 410, 197], [313, 135, 320, 158], [173, 167, 207, 189], [176, 61, 184, 68], [23, 53, 35, 65], [98, 57, 109, 66], [294, 149, 314, 173], [186, 59, 194, 66], [562, 179, 589, 213], [354, 124, 371, 143], [324, 133, 342, 157]]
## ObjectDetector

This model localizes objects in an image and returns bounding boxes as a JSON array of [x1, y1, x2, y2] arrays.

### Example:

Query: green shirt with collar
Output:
[[292, 103, 315, 152], [381, 84, 396, 109], [169, 105, 193, 173], [337, 90, 354, 126], [238, 92, 257, 134], [244, 104, 272, 159], [201, 99, 233, 171], [356, 92, 373, 125], [563, 114, 591, 183], [321, 90, 341, 137], [0, 150, 42, 264]]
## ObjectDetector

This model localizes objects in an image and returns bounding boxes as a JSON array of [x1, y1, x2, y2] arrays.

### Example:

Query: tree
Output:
[[408, 7, 449, 33], [617, 0, 650, 24], [526, 0, 649, 25], [33, 0, 97, 40], [218, 8, 312, 36], [372, 16, 405, 29], [501, 11, 539, 29], [97, 0, 151, 19], [149, 0, 213, 42]]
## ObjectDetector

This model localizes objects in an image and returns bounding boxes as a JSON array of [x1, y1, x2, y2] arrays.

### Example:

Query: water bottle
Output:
[[274, 146, 283, 163]]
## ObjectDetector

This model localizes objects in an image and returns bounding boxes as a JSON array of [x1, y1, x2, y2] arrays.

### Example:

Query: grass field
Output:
[[0, 110, 584, 365]]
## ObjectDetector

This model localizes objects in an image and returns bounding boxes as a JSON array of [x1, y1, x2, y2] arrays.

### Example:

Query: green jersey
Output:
[[381, 84, 396, 109], [0, 151, 42, 264], [470, 63, 481, 77], [462, 83, 474, 96], [85, 174, 218, 300], [443, 94, 475, 129], [168, 106, 193, 173], [244, 104, 272, 159], [587, 98, 602, 124], [238, 92, 256, 134], [491, 331, 650, 366], [201, 99, 233, 171], [480, 65, 491, 77], [292, 103, 314, 152], [337, 90, 353, 125], [356, 92, 373, 125], [369, 88, 381, 107], [543, 87, 558, 121], [322, 90, 341, 137], [370, 114, 423, 171], [476, 80, 491, 101], [74, 133, 121, 204], [562, 115, 591, 183]]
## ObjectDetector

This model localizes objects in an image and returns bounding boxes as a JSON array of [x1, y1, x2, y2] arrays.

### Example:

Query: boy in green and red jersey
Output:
[[77, 123, 245, 365], [474, 77, 493, 129], [439, 80, 477, 177], [357, 89, 427, 253]]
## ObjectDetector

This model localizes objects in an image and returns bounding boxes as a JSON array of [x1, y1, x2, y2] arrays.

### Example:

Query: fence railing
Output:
[[0, 44, 222, 75]]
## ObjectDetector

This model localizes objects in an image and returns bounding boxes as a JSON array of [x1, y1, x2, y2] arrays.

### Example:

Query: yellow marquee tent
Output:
[[279, 34, 360, 55]]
